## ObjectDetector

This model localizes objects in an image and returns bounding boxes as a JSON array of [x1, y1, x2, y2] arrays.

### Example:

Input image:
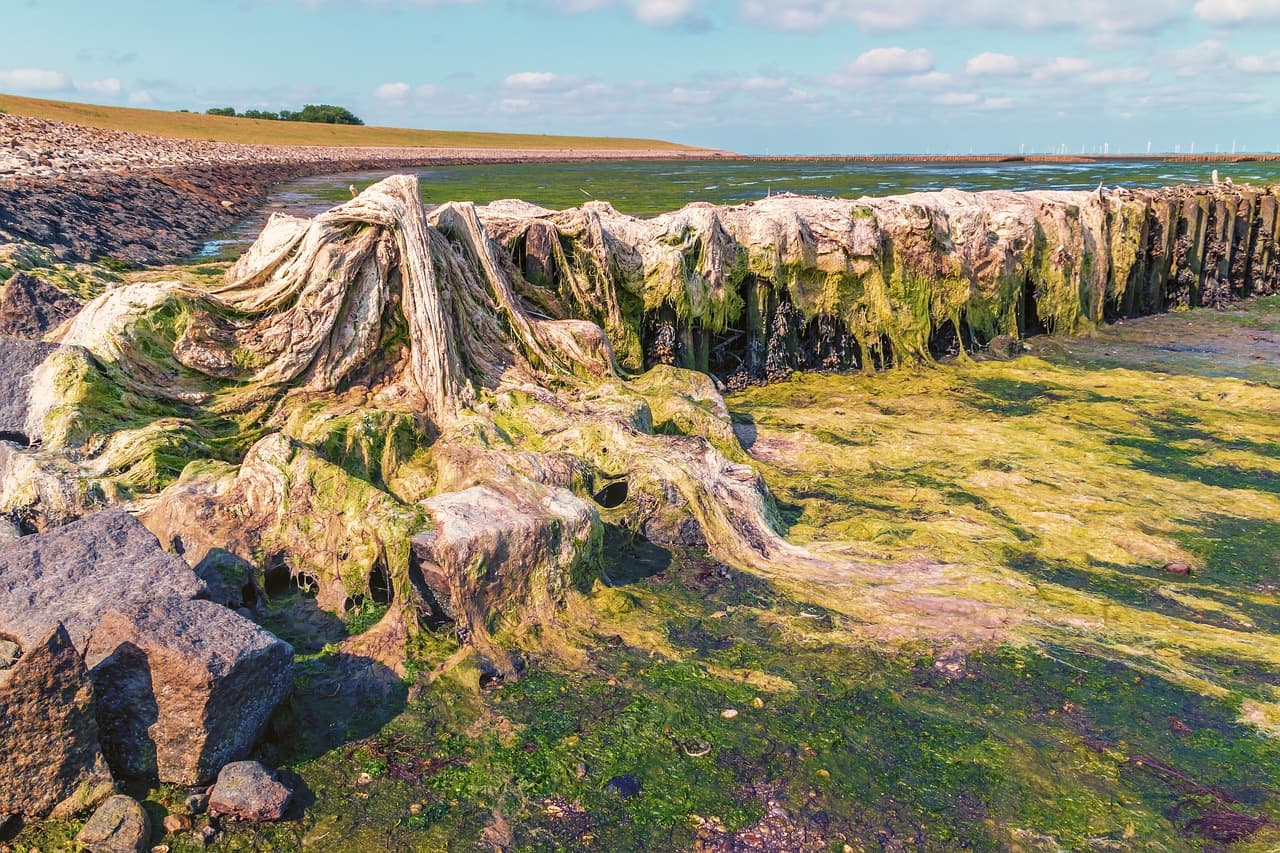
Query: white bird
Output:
[[349, 184, 358, 198], [1212, 169, 1220, 186]]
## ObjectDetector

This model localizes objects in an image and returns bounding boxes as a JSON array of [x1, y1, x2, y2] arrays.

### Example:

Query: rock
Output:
[[190, 548, 254, 610], [207, 761, 293, 822], [0, 272, 81, 339], [183, 792, 209, 815], [604, 774, 641, 799], [0, 622, 113, 818], [0, 511, 293, 786], [75, 794, 151, 853], [0, 517, 20, 542], [195, 824, 218, 845], [1164, 562, 1192, 575], [721, 708, 739, 719], [161, 813, 192, 834], [986, 334, 1024, 360], [0, 638, 18, 668], [0, 336, 57, 445], [0, 509, 205, 649], [85, 598, 294, 786]]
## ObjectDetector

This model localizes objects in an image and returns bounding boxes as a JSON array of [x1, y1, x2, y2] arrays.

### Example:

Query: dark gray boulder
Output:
[[0, 272, 81, 340], [86, 599, 294, 785], [0, 336, 57, 445]]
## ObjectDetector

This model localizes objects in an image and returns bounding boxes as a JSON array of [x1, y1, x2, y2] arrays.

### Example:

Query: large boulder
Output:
[[0, 336, 57, 445], [208, 760, 293, 822], [0, 622, 113, 818], [0, 509, 204, 649], [86, 598, 294, 785], [0, 510, 294, 785], [75, 794, 151, 853], [0, 272, 81, 340]]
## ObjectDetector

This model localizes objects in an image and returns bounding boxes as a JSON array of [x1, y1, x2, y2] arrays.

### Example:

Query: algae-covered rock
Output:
[[75, 794, 151, 853]]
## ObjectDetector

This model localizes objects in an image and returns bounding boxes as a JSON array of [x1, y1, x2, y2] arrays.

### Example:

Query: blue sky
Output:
[[4, 0, 1280, 154]]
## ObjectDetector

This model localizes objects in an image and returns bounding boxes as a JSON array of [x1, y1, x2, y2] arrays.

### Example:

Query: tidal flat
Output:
[[17, 298, 1279, 851]]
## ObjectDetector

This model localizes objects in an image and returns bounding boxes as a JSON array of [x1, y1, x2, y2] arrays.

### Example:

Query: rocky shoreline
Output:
[[0, 113, 723, 264]]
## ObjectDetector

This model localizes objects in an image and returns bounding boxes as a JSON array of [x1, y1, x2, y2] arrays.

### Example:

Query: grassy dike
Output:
[[0, 93, 699, 152], [12, 297, 1279, 851]]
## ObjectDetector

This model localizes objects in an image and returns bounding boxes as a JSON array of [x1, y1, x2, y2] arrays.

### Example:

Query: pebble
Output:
[[721, 708, 739, 719], [604, 774, 642, 799], [163, 813, 192, 833], [1164, 562, 1191, 575]]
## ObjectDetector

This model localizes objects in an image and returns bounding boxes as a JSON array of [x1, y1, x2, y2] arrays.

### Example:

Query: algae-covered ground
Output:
[[14, 300, 1280, 852]]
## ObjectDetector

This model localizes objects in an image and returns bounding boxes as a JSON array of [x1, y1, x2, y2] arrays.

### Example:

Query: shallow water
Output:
[[198, 158, 1280, 258]]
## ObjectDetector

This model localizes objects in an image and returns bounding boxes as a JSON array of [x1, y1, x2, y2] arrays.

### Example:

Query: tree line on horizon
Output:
[[202, 104, 364, 125]]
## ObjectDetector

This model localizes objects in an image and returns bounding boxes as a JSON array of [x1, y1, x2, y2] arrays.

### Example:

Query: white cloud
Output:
[[743, 75, 789, 91], [737, 0, 1189, 33], [128, 90, 155, 106], [498, 97, 536, 113], [503, 71, 565, 90], [0, 68, 71, 91], [906, 71, 955, 87], [1193, 0, 1280, 25], [1084, 67, 1151, 84], [631, 0, 700, 25], [964, 52, 1022, 76], [74, 77, 122, 96], [374, 81, 412, 101], [1236, 51, 1280, 74], [933, 91, 981, 105], [848, 47, 934, 76], [1031, 56, 1093, 80]]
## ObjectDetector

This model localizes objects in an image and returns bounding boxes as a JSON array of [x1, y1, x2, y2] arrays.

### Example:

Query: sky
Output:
[[4, 0, 1280, 155]]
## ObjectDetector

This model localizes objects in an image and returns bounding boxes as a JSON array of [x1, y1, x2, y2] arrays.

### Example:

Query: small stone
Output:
[[816, 768, 830, 778], [356, 772, 373, 786], [162, 813, 191, 834], [986, 334, 1023, 360], [0, 639, 18, 669], [183, 792, 208, 815], [682, 738, 711, 757], [195, 824, 217, 846], [751, 697, 764, 709], [152, 846, 170, 853], [1164, 562, 1191, 575], [604, 774, 641, 799], [574, 762, 587, 779], [75, 794, 151, 853], [721, 708, 738, 719], [409, 803, 423, 815], [207, 761, 292, 822]]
